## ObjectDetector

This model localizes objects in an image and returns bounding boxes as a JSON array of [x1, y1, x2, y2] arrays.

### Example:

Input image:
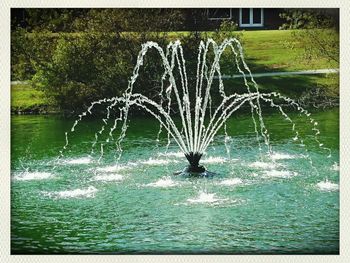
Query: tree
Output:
[[280, 9, 339, 64]]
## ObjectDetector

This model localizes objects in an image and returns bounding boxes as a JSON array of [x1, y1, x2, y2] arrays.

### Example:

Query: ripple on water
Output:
[[317, 180, 339, 191], [13, 171, 54, 181], [42, 186, 98, 199]]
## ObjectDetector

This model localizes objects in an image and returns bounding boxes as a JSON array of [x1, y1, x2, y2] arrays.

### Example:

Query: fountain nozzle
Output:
[[184, 152, 206, 173]]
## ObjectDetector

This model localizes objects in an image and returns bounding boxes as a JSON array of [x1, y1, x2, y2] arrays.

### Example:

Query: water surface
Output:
[[11, 108, 339, 254]]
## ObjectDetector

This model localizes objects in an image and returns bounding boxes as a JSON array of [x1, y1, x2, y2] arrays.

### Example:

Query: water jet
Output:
[[62, 38, 330, 176]]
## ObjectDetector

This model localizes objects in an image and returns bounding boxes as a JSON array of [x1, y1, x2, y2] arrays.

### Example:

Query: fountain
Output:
[[61, 38, 330, 176]]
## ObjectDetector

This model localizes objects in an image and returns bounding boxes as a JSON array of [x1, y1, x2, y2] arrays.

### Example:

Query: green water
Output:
[[11, 108, 339, 254]]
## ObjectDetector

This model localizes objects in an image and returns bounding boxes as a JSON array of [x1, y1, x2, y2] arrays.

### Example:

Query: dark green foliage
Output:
[[12, 8, 186, 33], [11, 28, 60, 80], [11, 28, 34, 80], [279, 9, 338, 30], [11, 9, 89, 32], [218, 20, 239, 32], [279, 9, 339, 64], [211, 20, 243, 46], [11, 9, 185, 113], [28, 32, 170, 113]]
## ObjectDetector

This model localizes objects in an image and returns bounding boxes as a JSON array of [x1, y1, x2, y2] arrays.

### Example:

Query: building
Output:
[[205, 8, 284, 30]]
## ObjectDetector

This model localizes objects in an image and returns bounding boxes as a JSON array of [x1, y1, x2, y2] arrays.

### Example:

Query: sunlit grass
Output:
[[11, 84, 49, 112]]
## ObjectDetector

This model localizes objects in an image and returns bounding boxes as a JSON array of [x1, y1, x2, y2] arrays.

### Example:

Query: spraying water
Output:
[[60, 38, 331, 176]]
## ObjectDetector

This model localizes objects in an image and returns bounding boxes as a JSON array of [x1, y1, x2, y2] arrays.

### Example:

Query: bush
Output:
[[27, 32, 171, 113], [11, 9, 190, 113]]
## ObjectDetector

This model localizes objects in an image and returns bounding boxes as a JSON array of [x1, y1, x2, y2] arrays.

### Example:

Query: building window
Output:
[[207, 8, 232, 20], [239, 8, 264, 27]]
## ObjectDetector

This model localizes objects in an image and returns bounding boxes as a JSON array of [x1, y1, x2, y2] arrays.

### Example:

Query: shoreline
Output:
[[11, 104, 340, 117]]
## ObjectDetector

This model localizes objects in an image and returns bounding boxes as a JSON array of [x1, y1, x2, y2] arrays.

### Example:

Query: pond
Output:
[[11, 108, 339, 254]]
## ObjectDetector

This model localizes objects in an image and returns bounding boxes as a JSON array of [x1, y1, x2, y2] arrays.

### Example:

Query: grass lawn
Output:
[[167, 30, 338, 72], [240, 30, 338, 72], [11, 84, 50, 113]]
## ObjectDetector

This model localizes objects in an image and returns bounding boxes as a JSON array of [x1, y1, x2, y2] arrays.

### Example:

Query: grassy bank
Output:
[[11, 84, 53, 113], [11, 73, 338, 113]]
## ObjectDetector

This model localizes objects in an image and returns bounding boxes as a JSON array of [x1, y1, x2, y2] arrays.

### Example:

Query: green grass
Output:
[[11, 84, 50, 113], [167, 30, 338, 72], [240, 30, 337, 72]]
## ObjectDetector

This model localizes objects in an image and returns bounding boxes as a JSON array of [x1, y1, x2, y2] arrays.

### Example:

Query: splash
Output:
[[187, 191, 227, 204], [331, 162, 339, 171], [141, 158, 179, 166], [262, 170, 298, 178], [270, 152, 297, 160], [42, 186, 98, 199], [317, 180, 339, 191], [146, 176, 178, 188], [13, 171, 54, 181], [158, 151, 185, 158], [95, 165, 129, 173], [249, 161, 280, 170], [65, 157, 92, 165], [201, 156, 228, 164], [93, 174, 123, 182], [219, 178, 243, 186], [184, 191, 243, 206]]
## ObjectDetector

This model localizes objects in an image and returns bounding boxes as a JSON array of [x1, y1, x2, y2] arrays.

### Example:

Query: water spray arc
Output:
[[61, 38, 330, 175]]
